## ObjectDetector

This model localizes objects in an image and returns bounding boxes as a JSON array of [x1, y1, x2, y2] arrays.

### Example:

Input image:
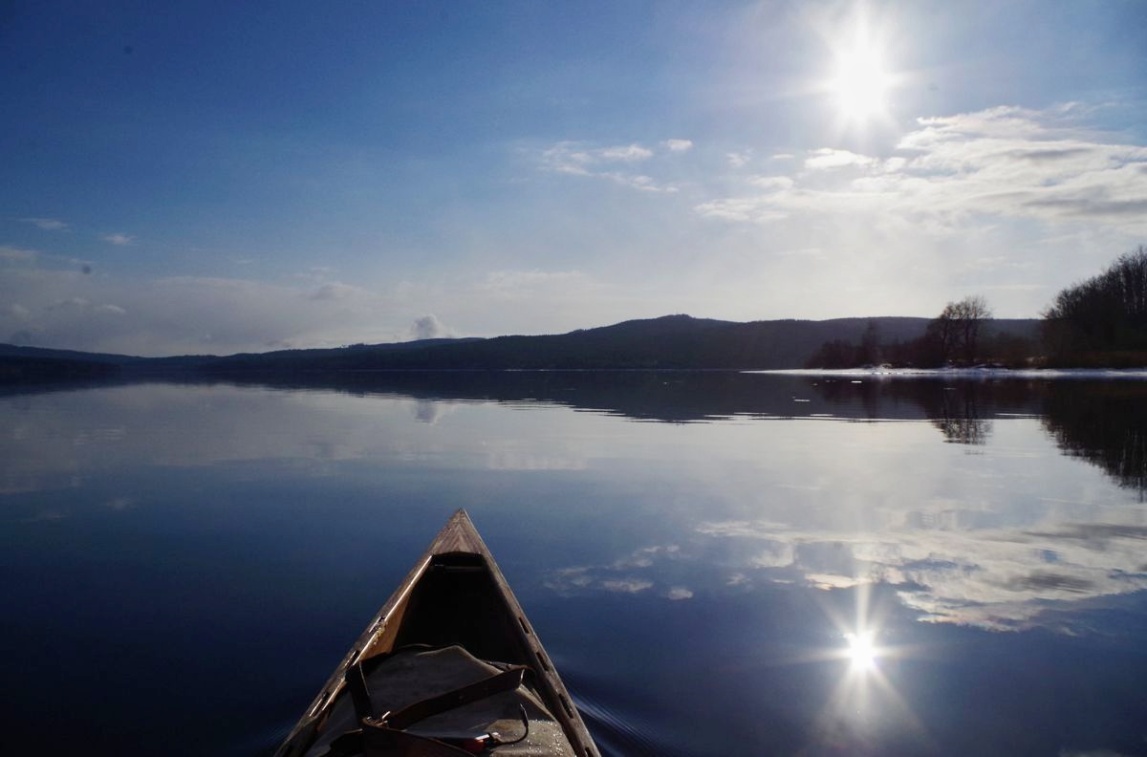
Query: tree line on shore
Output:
[[807, 246, 1147, 369]]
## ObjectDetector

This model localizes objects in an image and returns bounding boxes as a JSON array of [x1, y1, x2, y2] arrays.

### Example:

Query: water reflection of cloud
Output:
[[10, 380, 1146, 636], [547, 545, 692, 600], [411, 399, 460, 424], [601, 578, 654, 594], [749, 540, 795, 569], [1, 385, 600, 494], [712, 522, 1147, 630], [548, 515, 1147, 631]]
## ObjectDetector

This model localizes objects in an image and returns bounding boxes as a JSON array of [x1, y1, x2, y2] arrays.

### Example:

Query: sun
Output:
[[845, 630, 879, 672], [829, 43, 891, 123], [817, 3, 899, 129]]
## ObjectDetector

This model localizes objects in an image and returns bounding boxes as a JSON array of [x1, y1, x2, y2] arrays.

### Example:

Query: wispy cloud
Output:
[[0, 245, 39, 264], [804, 148, 877, 170], [7, 303, 31, 320], [44, 297, 127, 317], [540, 141, 654, 176], [479, 269, 594, 294], [101, 233, 135, 246], [662, 138, 694, 152], [697, 106, 1147, 235], [308, 281, 370, 302], [20, 217, 69, 231], [537, 139, 690, 192], [726, 150, 753, 168]]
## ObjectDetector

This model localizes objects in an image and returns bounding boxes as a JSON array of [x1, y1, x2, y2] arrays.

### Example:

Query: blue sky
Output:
[[3, 0, 1147, 356]]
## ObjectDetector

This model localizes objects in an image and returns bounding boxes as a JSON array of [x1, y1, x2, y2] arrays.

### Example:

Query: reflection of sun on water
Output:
[[805, 587, 928, 746]]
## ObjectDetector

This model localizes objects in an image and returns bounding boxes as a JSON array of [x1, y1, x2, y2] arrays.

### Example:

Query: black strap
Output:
[[325, 656, 529, 756], [366, 667, 526, 731]]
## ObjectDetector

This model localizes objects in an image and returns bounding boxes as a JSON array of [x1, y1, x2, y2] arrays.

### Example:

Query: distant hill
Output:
[[0, 352, 125, 384], [206, 315, 1039, 371], [0, 343, 142, 364], [0, 315, 1042, 382]]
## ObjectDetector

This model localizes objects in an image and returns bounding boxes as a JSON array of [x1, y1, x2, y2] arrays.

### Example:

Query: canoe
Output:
[[276, 510, 600, 756]]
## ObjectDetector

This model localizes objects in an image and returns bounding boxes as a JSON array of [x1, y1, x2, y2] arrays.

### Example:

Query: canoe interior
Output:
[[391, 552, 530, 661], [277, 511, 598, 757]]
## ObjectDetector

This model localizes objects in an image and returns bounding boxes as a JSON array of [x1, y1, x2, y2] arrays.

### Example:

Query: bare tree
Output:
[[954, 295, 992, 363], [928, 295, 992, 365]]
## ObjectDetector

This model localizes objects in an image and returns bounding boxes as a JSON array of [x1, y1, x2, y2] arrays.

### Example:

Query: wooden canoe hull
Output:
[[276, 510, 598, 756]]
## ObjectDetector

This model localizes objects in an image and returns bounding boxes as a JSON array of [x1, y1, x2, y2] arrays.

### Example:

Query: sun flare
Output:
[[845, 631, 878, 671], [830, 45, 891, 122]]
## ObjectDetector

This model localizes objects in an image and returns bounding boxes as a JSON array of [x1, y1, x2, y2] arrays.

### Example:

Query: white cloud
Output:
[[699, 106, 1147, 238], [21, 217, 69, 231], [726, 151, 753, 168], [10, 106, 1143, 352], [540, 141, 654, 176], [101, 233, 134, 246], [804, 148, 876, 170], [410, 314, 448, 340], [597, 144, 654, 162], [684, 106, 1147, 317], [662, 138, 694, 152], [693, 195, 788, 223], [600, 578, 654, 594], [537, 139, 685, 192]]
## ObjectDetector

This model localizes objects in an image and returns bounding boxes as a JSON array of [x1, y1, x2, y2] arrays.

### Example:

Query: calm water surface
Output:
[[3, 373, 1146, 756]]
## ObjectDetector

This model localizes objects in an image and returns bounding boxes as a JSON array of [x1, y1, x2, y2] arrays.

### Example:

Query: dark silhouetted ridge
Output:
[[0, 315, 1042, 382]]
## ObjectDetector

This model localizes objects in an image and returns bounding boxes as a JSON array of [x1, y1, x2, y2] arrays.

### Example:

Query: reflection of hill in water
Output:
[[0, 369, 1045, 421], [193, 369, 1049, 423], [229, 371, 1147, 493], [8, 370, 1146, 493]]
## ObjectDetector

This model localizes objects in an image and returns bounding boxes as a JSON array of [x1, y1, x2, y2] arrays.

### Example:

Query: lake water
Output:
[[3, 372, 1146, 756]]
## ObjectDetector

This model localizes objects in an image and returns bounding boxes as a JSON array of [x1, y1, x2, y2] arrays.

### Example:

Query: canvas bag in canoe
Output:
[[307, 645, 578, 757]]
